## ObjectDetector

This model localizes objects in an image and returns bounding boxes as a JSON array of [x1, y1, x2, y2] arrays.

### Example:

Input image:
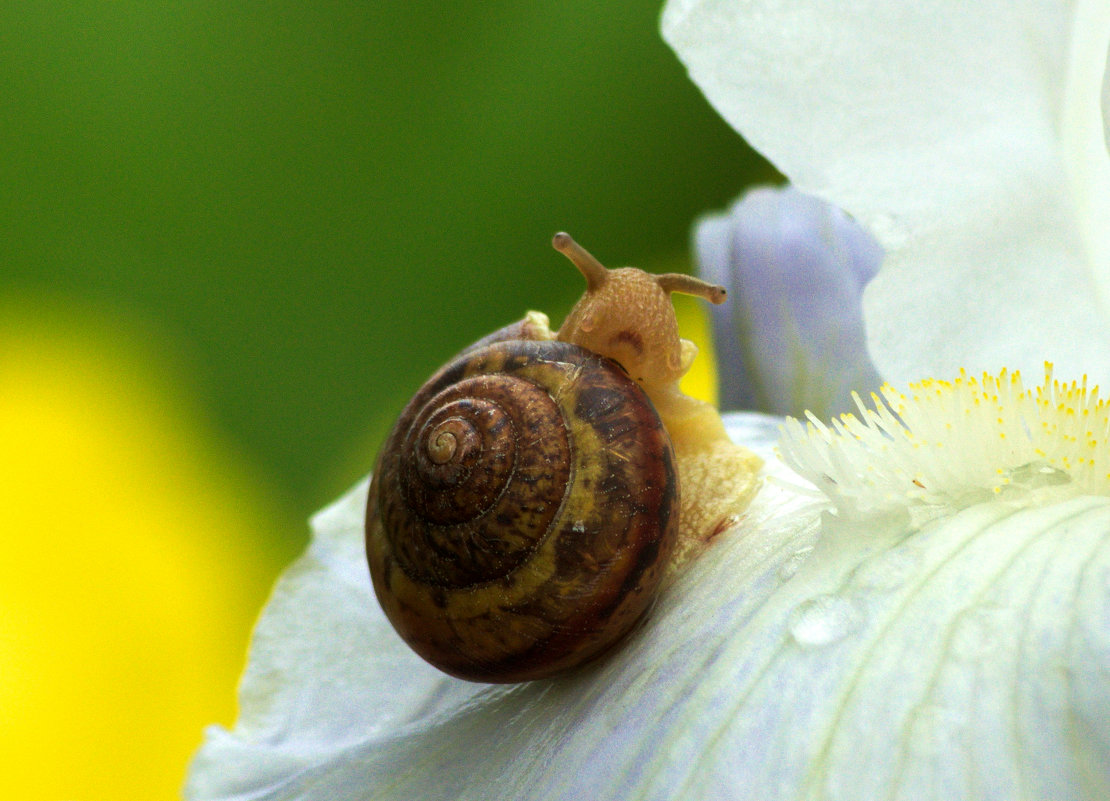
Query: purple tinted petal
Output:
[[696, 185, 883, 418]]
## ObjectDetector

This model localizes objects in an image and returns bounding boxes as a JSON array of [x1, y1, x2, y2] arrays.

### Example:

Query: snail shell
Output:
[[365, 337, 678, 683], [365, 232, 762, 683]]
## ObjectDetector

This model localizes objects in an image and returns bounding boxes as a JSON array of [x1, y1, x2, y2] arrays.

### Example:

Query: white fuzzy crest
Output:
[[779, 366, 1110, 517]]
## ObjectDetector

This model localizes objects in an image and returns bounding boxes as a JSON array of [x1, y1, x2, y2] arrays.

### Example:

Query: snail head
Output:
[[552, 232, 726, 397]]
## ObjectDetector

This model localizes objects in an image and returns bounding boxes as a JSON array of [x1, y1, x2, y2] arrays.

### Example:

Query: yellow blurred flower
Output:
[[0, 299, 289, 801]]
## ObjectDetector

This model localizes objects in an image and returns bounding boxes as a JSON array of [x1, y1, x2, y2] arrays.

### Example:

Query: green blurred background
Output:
[[1, 1, 773, 797]]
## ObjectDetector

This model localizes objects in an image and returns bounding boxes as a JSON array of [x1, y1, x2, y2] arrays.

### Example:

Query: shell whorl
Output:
[[366, 339, 678, 682], [387, 372, 570, 587]]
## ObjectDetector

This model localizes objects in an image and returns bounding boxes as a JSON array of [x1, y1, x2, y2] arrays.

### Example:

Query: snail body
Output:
[[365, 234, 762, 683]]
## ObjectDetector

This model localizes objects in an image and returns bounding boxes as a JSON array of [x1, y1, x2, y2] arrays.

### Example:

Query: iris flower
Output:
[[695, 185, 883, 418], [187, 2, 1110, 799]]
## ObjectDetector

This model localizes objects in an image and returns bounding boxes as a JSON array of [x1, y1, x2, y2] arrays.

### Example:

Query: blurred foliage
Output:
[[1, 0, 774, 526], [0, 1, 773, 797]]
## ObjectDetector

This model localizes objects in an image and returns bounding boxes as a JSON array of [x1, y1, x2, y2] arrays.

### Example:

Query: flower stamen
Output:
[[778, 364, 1109, 517]]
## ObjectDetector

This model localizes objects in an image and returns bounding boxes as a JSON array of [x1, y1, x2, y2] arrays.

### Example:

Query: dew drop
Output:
[[789, 595, 864, 647]]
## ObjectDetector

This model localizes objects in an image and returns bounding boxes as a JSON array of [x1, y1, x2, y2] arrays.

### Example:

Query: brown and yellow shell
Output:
[[365, 338, 678, 683]]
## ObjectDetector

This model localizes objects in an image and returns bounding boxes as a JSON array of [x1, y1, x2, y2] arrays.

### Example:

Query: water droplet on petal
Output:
[[789, 595, 864, 647]]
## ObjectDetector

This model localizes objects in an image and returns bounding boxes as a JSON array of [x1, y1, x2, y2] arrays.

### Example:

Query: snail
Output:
[[365, 233, 762, 683]]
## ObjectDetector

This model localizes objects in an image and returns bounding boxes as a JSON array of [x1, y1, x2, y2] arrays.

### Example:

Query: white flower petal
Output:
[[186, 413, 1110, 800], [184, 479, 481, 799], [662, 0, 1110, 388]]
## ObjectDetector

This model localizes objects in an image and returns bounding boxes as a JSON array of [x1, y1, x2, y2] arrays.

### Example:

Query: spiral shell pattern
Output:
[[366, 339, 678, 682]]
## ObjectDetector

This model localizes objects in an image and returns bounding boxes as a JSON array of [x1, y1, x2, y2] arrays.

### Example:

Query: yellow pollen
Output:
[[778, 363, 1110, 516]]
